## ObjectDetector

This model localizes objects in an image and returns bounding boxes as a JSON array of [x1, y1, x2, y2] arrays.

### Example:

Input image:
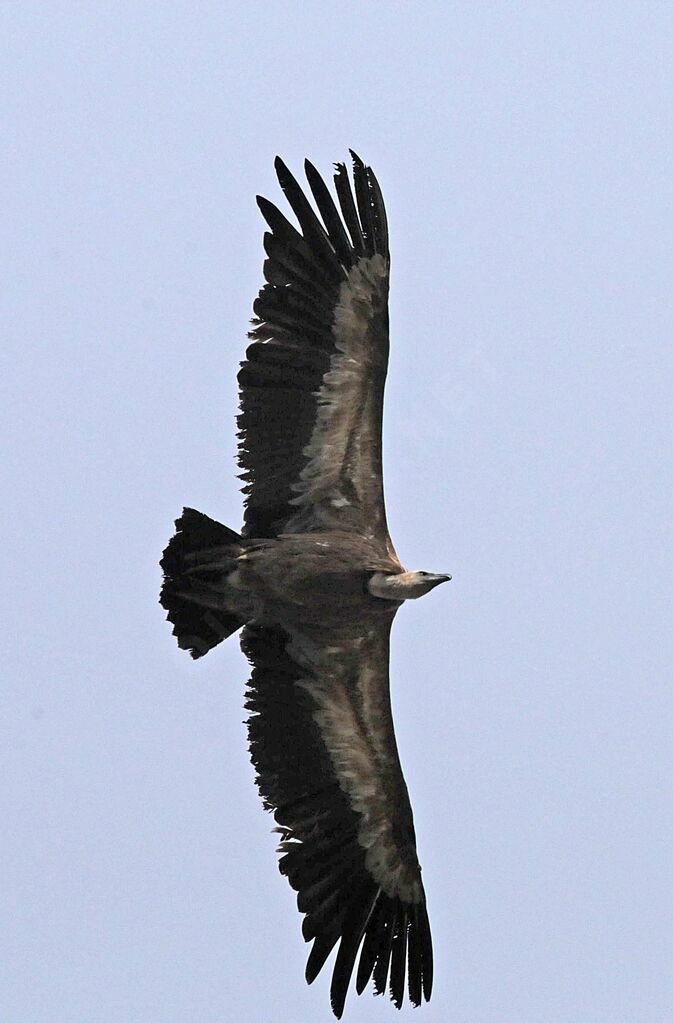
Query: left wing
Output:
[[243, 618, 432, 1018], [238, 153, 395, 557]]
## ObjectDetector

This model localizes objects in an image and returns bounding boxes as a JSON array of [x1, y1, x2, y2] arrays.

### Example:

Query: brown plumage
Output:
[[160, 152, 450, 1017]]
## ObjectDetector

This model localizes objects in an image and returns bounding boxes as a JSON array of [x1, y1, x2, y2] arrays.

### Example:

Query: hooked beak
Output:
[[428, 573, 452, 585]]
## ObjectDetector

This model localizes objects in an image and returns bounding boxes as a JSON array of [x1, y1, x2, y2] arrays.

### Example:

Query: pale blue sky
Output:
[[2, 4, 672, 1022]]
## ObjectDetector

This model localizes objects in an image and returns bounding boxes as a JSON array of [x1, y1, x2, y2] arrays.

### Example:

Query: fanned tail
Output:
[[160, 508, 245, 658]]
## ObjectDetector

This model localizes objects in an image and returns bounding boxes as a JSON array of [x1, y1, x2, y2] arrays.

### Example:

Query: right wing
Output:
[[242, 618, 432, 1018]]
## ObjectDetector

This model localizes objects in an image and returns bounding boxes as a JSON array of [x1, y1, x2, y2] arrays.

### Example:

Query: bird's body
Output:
[[236, 532, 401, 623], [160, 152, 449, 1017]]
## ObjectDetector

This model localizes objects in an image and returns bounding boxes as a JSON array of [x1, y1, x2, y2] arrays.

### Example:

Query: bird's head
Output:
[[368, 570, 452, 601]]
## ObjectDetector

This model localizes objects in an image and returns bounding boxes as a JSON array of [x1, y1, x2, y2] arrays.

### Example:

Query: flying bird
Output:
[[160, 152, 450, 1017]]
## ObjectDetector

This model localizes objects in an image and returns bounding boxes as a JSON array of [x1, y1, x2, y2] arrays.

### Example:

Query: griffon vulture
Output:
[[160, 152, 450, 1017]]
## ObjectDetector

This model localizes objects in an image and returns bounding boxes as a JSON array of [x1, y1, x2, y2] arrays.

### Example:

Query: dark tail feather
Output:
[[160, 508, 245, 659]]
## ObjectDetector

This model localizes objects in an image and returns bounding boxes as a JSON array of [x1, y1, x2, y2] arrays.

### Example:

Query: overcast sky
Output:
[[3, 4, 672, 1022]]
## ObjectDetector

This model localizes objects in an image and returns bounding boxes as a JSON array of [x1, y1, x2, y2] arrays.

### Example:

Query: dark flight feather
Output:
[[306, 931, 340, 986], [355, 894, 388, 994], [366, 164, 389, 256], [304, 158, 354, 269], [407, 904, 424, 1007], [350, 150, 377, 253], [372, 902, 397, 997], [389, 906, 408, 1009], [333, 161, 366, 255]]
